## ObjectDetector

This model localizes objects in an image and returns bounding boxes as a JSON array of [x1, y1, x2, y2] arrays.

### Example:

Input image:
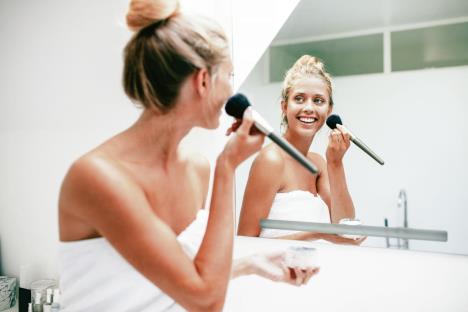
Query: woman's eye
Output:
[[295, 96, 304, 102], [314, 98, 324, 104]]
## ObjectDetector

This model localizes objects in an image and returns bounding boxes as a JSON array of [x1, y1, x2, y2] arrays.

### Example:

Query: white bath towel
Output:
[[59, 209, 208, 312], [259, 190, 331, 238]]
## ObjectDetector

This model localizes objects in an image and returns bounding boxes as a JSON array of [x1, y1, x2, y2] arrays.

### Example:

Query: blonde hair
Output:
[[281, 55, 333, 106], [123, 0, 229, 113]]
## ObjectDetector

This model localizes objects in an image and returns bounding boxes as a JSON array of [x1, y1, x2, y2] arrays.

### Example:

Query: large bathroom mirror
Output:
[[234, 0, 468, 255]]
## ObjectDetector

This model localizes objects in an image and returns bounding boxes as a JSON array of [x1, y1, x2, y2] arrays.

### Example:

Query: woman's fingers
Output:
[[253, 250, 321, 286], [236, 107, 254, 137], [330, 128, 350, 148], [353, 236, 367, 245], [342, 235, 367, 245], [336, 124, 351, 146], [325, 234, 367, 245], [327, 126, 350, 164], [225, 119, 242, 136], [285, 266, 320, 286], [329, 130, 341, 144], [293, 267, 305, 286], [303, 267, 320, 285]]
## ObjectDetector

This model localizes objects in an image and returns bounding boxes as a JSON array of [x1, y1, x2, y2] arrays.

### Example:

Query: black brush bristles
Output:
[[225, 93, 251, 119]]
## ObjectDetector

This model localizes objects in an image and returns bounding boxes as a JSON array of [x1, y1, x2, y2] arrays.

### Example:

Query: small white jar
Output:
[[339, 218, 363, 239], [285, 246, 318, 269]]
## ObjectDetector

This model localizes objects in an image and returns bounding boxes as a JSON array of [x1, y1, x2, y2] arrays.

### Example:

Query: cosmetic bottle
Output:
[[33, 292, 43, 312], [50, 289, 60, 312], [30, 279, 57, 312], [43, 288, 53, 312]]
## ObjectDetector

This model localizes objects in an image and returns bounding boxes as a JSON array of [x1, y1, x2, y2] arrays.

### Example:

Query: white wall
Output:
[[0, 0, 138, 281], [236, 51, 468, 254], [0, 0, 300, 282]]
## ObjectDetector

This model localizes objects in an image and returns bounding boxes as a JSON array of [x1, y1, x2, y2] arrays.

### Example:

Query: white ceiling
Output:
[[273, 0, 468, 42]]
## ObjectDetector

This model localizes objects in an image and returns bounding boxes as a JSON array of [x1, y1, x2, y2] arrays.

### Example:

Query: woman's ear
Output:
[[327, 95, 333, 115], [281, 100, 288, 114], [327, 104, 333, 116], [194, 68, 211, 97]]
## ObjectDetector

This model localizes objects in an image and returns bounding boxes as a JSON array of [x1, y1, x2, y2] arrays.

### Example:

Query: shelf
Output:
[[260, 219, 448, 242]]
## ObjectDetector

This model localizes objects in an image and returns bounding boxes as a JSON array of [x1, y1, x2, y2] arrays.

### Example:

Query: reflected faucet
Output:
[[384, 189, 409, 249], [397, 189, 409, 249]]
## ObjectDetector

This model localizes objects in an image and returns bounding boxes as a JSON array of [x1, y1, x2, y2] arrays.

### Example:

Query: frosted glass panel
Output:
[[269, 34, 384, 82], [392, 22, 468, 71]]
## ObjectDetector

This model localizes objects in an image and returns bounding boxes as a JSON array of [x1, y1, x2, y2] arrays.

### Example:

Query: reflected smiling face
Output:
[[282, 76, 332, 138]]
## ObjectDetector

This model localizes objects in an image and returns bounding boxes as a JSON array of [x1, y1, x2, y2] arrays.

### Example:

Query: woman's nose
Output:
[[303, 102, 313, 112]]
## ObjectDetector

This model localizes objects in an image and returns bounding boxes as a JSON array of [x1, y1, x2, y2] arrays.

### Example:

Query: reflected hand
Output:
[[326, 124, 351, 165], [319, 233, 367, 245], [247, 250, 320, 286]]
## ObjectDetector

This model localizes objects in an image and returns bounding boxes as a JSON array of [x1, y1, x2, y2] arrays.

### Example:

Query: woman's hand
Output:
[[233, 251, 320, 286], [325, 124, 351, 165], [221, 108, 265, 170], [319, 233, 367, 245]]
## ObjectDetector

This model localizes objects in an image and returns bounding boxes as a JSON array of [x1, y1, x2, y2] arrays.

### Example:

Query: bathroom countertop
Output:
[[225, 236, 468, 312]]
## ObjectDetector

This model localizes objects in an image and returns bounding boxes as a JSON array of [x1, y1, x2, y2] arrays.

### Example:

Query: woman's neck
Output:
[[112, 108, 194, 170], [283, 130, 314, 156]]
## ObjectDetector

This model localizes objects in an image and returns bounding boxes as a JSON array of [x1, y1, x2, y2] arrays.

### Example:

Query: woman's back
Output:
[[59, 138, 209, 242]]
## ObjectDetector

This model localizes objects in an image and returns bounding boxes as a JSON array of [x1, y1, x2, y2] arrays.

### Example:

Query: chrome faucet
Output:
[[384, 189, 409, 249], [397, 189, 409, 249]]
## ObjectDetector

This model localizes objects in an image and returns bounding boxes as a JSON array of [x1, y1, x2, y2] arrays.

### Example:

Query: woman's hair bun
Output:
[[294, 55, 325, 73], [126, 0, 180, 32]]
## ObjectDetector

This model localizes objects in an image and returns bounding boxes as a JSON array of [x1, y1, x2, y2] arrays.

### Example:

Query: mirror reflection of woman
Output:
[[238, 55, 365, 245]]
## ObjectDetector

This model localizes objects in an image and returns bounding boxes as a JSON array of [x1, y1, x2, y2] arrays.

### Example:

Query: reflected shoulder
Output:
[[307, 151, 327, 170], [252, 144, 285, 171]]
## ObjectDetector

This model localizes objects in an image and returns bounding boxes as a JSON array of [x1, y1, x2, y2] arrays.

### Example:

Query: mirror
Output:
[[235, 0, 468, 255]]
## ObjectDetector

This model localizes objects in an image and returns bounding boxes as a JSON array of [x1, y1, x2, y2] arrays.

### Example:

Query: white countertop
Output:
[[225, 236, 468, 312], [8, 237, 467, 311]]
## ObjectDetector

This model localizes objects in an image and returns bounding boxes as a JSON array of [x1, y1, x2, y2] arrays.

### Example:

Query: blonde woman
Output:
[[58, 1, 318, 311], [238, 55, 365, 245]]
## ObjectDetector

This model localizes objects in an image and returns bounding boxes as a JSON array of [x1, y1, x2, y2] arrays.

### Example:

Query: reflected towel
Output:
[[260, 190, 331, 238]]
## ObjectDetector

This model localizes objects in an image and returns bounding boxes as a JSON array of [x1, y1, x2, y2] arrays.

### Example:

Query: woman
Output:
[[58, 1, 318, 311], [237, 55, 365, 245]]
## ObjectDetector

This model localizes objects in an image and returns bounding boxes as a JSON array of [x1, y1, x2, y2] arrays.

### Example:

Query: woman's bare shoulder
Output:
[[59, 151, 141, 219], [307, 151, 327, 169], [252, 144, 285, 170], [185, 151, 210, 175], [179, 148, 210, 186], [58, 150, 147, 241]]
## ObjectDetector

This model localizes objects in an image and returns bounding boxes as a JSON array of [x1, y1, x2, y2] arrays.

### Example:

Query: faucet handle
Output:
[[384, 218, 390, 248]]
